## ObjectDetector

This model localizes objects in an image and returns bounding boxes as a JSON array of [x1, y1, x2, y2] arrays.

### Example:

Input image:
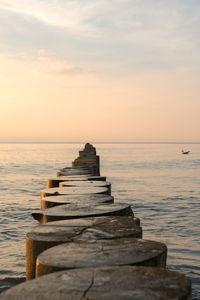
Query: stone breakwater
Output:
[[0, 143, 192, 299]]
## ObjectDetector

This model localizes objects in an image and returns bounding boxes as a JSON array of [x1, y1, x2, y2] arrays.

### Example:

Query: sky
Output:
[[0, 0, 200, 142]]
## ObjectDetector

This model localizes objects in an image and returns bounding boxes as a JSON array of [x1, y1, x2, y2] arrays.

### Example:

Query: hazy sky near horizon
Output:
[[0, 0, 200, 142]]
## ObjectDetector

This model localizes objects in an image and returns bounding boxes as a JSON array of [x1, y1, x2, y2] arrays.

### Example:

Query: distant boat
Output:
[[182, 150, 190, 155]]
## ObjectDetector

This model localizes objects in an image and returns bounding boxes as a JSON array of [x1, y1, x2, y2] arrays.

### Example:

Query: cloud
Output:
[[37, 55, 85, 75], [17, 50, 95, 77], [0, 51, 96, 89], [0, 0, 200, 74], [0, 0, 99, 36], [1, 1, 200, 39]]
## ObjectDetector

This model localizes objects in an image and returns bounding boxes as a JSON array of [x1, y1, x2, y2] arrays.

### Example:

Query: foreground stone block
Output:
[[1, 266, 191, 300], [35, 238, 167, 277], [41, 186, 109, 198], [41, 194, 114, 209], [47, 176, 107, 188], [26, 216, 142, 280], [32, 203, 133, 224]]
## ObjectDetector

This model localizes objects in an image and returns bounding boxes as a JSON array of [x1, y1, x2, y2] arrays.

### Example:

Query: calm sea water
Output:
[[0, 143, 199, 298]]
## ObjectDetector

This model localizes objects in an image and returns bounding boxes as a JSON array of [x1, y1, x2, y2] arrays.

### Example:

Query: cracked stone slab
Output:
[[2, 266, 191, 300], [47, 176, 107, 188], [26, 216, 142, 280], [32, 203, 133, 224], [41, 194, 114, 209], [40, 186, 109, 199], [35, 238, 167, 277]]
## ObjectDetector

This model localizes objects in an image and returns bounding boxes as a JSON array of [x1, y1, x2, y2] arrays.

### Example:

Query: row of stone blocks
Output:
[[0, 144, 192, 299]]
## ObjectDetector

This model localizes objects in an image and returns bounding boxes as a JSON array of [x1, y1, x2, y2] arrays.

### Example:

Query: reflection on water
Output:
[[0, 143, 200, 298]]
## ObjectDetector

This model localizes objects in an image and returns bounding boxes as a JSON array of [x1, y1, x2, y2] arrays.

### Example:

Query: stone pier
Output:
[[0, 143, 192, 299], [26, 216, 142, 280], [72, 143, 100, 176]]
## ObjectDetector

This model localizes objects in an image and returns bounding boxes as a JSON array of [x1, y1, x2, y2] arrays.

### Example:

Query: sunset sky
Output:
[[0, 0, 200, 142]]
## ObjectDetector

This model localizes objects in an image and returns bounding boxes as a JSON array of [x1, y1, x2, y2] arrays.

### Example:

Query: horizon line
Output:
[[0, 141, 200, 145]]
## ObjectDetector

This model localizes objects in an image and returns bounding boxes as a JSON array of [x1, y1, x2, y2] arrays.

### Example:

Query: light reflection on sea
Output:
[[0, 143, 199, 298]]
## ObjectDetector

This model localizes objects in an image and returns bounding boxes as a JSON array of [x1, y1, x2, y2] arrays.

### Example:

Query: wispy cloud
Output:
[[7, 50, 94, 77], [1, 1, 200, 37], [37, 53, 86, 76], [0, 0, 99, 36], [0, 0, 200, 74]]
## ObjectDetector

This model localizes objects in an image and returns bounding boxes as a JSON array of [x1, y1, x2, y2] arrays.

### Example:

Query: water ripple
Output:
[[0, 143, 200, 298]]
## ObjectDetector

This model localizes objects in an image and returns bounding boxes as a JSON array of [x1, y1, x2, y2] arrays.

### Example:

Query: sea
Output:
[[0, 143, 199, 299]]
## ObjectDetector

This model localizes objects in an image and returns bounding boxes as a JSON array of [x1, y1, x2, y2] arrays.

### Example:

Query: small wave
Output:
[[0, 277, 25, 294]]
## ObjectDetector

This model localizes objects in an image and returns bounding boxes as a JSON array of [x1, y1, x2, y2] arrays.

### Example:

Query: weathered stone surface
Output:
[[61, 166, 89, 171], [41, 186, 109, 199], [88, 176, 107, 181], [58, 174, 90, 179], [26, 216, 142, 280], [133, 216, 140, 226], [56, 169, 91, 177], [81, 143, 96, 154], [35, 238, 167, 277], [72, 156, 100, 175], [41, 194, 114, 209], [47, 215, 141, 236], [59, 181, 111, 195], [72, 143, 100, 176], [59, 180, 109, 187], [1, 266, 191, 300], [47, 176, 107, 188], [32, 203, 133, 224]]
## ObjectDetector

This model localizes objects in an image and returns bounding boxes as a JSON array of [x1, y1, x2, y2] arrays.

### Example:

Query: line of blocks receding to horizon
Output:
[[0, 143, 192, 299]]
